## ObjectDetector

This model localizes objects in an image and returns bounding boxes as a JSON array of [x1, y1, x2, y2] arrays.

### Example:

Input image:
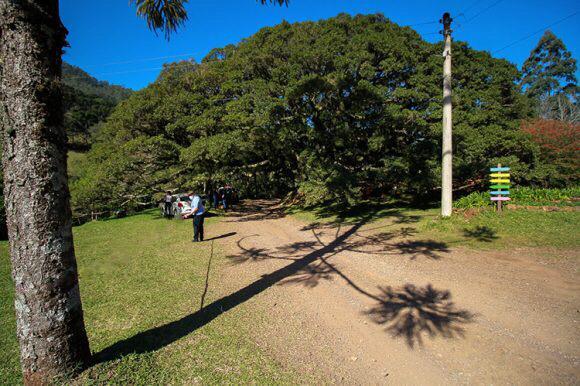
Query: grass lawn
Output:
[[0, 242, 20, 383], [288, 202, 580, 250], [0, 209, 296, 384]]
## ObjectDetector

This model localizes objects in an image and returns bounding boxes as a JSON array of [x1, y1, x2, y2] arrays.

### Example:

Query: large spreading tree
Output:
[[72, 14, 537, 212], [0, 0, 286, 383]]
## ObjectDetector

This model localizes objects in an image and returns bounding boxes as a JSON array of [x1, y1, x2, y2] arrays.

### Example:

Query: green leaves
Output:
[[70, 136, 180, 213], [72, 13, 559, 210], [521, 30, 577, 99], [520, 31, 578, 121]]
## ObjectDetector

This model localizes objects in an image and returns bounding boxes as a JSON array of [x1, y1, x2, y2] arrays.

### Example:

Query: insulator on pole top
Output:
[[440, 12, 453, 35]]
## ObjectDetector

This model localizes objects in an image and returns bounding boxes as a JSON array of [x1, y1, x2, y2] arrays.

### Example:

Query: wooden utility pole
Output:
[[441, 12, 453, 217]]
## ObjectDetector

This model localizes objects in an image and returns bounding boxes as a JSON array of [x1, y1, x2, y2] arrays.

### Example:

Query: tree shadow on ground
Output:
[[224, 206, 469, 348], [230, 227, 449, 264], [272, 251, 472, 348], [394, 240, 450, 260], [365, 284, 474, 348], [462, 226, 498, 242], [92, 202, 467, 364]]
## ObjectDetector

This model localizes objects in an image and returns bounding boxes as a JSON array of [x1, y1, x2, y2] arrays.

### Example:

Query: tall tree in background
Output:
[[0, 0, 287, 383], [521, 30, 578, 121]]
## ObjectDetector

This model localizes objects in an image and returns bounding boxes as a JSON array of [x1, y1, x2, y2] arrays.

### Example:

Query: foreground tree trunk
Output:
[[0, 1, 90, 383]]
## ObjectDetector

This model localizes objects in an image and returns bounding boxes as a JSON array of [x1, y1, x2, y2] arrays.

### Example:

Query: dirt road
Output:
[[211, 200, 579, 384]]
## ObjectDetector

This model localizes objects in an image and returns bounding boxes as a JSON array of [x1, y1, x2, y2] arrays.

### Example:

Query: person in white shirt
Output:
[[188, 191, 205, 242], [163, 191, 172, 218]]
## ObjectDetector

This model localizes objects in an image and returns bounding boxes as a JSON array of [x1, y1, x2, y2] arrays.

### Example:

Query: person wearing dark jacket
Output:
[[213, 189, 219, 210]]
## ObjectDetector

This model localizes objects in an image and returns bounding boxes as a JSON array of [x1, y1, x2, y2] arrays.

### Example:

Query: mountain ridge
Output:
[[63, 62, 133, 103], [62, 62, 133, 150]]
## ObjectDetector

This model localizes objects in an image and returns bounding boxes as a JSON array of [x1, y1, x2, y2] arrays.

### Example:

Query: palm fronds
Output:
[[130, 0, 189, 40], [131, 0, 289, 40]]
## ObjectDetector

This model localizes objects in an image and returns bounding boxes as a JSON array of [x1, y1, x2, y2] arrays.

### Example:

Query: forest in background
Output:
[[68, 14, 577, 216], [62, 63, 133, 150]]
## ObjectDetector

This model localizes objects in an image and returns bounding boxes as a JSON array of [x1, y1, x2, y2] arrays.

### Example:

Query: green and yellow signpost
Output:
[[490, 164, 510, 212]]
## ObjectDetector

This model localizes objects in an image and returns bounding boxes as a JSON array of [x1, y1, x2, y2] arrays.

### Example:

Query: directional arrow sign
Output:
[[490, 191, 510, 195], [490, 184, 510, 189], [490, 167, 510, 172], [491, 196, 510, 201]]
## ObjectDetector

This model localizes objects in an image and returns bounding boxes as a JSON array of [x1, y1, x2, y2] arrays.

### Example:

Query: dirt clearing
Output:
[[208, 200, 579, 384]]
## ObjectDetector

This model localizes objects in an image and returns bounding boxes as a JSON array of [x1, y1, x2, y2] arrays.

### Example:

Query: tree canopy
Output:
[[521, 30, 577, 99], [521, 30, 578, 121], [71, 14, 547, 212]]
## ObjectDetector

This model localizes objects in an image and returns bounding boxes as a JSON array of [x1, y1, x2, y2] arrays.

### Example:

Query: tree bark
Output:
[[0, 1, 91, 384]]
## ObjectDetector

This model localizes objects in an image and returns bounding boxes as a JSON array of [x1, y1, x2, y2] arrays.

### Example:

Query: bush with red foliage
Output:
[[521, 119, 579, 185]]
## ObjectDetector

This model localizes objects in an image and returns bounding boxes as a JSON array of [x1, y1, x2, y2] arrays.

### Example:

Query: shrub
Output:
[[454, 192, 491, 209], [454, 187, 580, 208], [521, 119, 580, 186], [511, 186, 580, 205]]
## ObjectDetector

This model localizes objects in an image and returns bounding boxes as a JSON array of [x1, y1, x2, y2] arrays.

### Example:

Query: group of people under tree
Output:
[[209, 184, 238, 212]]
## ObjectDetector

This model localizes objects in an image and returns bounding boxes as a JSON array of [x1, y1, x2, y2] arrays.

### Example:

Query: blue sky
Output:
[[61, 0, 579, 90]]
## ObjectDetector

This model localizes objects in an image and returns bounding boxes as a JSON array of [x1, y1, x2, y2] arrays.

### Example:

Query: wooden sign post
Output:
[[489, 164, 510, 212]]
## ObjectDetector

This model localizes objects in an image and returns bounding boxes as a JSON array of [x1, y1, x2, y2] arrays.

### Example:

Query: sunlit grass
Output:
[[421, 208, 580, 249], [0, 209, 297, 384], [289, 202, 580, 250], [0, 242, 20, 383]]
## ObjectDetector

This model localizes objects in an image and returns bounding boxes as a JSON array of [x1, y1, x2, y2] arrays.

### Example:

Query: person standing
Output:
[[225, 185, 232, 210], [189, 191, 205, 242], [213, 189, 219, 210], [164, 191, 172, 218], [221, 187, 228, 212]]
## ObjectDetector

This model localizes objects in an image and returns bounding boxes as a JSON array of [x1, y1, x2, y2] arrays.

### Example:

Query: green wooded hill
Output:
[[71, 13, 554, 213], [63, 63, 133, 150], [63, 62, 132, 103]]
